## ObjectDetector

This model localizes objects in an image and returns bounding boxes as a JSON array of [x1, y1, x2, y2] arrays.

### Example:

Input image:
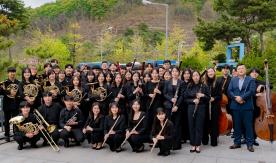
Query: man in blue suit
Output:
[[228, 64, 256, 152]]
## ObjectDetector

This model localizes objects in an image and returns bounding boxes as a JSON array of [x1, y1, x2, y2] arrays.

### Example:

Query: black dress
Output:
[[127, 112, 148, 151], [83, 114, 104, 144], [104, 115, 126, 151], [151, 119, 174, 154]]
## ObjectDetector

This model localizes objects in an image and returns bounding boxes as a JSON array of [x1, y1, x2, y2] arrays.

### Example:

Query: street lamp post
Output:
[[177, 41, 185, 63], [100, 26, 113, 61], [142, 0, 169, 59]]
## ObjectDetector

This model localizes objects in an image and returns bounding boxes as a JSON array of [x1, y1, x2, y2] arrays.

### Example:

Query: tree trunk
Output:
[[260, 32, 264, 54]]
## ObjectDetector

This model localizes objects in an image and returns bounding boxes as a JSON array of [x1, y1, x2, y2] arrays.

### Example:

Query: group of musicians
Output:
[[0, 59, 269, 155]]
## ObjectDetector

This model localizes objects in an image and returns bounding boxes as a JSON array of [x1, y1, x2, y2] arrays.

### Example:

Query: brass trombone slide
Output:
[[33, 109, 60, 152]]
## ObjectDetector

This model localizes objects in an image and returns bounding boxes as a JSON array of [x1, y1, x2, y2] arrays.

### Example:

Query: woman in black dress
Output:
[[184, 70, 210, 153], [104, 102, 126, 152], [202, 67, 222, 146], [83, 102, 104, 150], [126, 99, 147, 152], [151, 107, 174, 156]]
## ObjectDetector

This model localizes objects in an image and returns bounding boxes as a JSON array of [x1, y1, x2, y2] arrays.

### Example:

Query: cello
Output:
[[255, 59, 276, 142], [218, 77, 233, 135]]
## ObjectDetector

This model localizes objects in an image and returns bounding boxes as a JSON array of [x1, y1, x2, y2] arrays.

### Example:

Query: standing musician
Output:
[[202, 67, 222, 146], [151, 107, 174, 156], [180, 68, 192, 143], [64, 64, 74, 86], [38, 92, 62, 145], [163, 60, 171, 72], [13, 101, 40, 150], [163, 67, 183, 150], [103, 102, 126, 152], [19, 67, 41, 111], [43, 69, 62, 104], [59, 95, 84, 147], [125, 72, 144, 110], [184, 70, 210, 153], [82, 102, 104, 150], [249, 67, 273, 146], [42, 63, 52, 79], [228, 64, 256, 152], [145, 68, 163, 133], [105, 71, 114, 87], [110, 73, 127, 116], [92, 71, 110, 115], [2, 67, 21, 142], [217, 65, 232, 113], [125, 100, 147, 152], [58, 70, 67, 87]]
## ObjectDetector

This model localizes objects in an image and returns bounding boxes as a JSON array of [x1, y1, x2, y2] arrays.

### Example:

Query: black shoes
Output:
[[247, 146, 254, 152], [253, 141, 259, 146], [136, 144, 144, 153], [229, 144, 241, 149], [5, 136, 10, 142], [115, 147, 122, 153], [31, 143, 38, 148], [64, 140, 69, 148], [158, 151, 170, 156], [190, 149, 196, 153], [17, 145, 23, 150]]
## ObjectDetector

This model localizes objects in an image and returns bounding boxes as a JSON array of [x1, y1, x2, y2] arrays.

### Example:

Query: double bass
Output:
[[255, 59, 276, 142], [218, 93, 233, 135]]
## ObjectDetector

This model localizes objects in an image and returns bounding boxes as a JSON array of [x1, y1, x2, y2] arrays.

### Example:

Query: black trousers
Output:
[[14, 134, 40, 146], [60, 128, 84, 143], [181, 104, 190, 141], [4, 109, 19, 137], [157, 139, 172, 153], [41, 128, 60, 143], [171, 110, 182, 149], [106, 133, 125, 151], [127, 134, 148, 150], [85, 131, 104, 144], [202, 104, 219, 146], [187, 104, 206, 146]]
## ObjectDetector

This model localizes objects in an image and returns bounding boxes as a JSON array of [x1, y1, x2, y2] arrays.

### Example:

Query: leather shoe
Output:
[[247, 146, 254, 152], [5, 136, 10, 142], [229, 144, 241, 149], [17, 145, 23, 150], [253, 141, 259, 146]]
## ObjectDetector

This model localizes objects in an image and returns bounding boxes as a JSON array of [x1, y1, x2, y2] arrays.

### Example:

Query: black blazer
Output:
[[163, 79, 183, 109]]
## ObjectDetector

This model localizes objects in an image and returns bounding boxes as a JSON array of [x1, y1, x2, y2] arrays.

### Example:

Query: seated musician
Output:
[[126, 99, 147, 153], [59, 95, 84, 147], [82, 102, 104, 150], [104, 102, 126, 152], [38, 91, 62, 145], [13, 101, 40, 150], [151, 107, 174, 156]]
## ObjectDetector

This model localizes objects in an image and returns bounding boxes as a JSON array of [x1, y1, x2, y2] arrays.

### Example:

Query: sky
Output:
[[22, 0, 56, 8]]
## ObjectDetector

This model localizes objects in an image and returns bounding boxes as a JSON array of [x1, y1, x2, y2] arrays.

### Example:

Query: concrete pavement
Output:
[[0, 135, 275, 163]]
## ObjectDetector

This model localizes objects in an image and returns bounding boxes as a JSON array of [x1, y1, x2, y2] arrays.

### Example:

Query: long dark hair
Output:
[[21, 67, 32, 83], [181, 68, 192, 82], [152, 107, 168, 133], [108, 102, 121, 116], [89, 102, 102, 123], [129, 99, 141, 120]]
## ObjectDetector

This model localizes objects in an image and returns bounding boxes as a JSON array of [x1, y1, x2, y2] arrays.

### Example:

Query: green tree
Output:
[[194, 0, 276, 52], [0, 0, 29, 61], [25, 30, 71, 68]]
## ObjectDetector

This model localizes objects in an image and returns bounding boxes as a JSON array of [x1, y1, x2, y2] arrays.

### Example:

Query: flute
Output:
[[102, 115, 121, 147], [120, 116, 145, 147], [150, 118, 168, 152]]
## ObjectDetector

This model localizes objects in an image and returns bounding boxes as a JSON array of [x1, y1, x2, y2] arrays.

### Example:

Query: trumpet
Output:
[[65, 113, 78, 126], [33, 109, 60, 152]]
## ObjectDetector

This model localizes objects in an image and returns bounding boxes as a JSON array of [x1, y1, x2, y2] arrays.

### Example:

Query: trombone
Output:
[[33, 109, 60, 152]]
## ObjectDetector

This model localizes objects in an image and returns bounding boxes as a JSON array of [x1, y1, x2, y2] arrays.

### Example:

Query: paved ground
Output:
[[0, 134, 275, 163]]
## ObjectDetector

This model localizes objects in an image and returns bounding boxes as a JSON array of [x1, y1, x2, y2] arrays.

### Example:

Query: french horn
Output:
[[91, 86, 107, 102], [65, 86, 83, 103], [6, 83, 19, 98], [23, 84, 39, 101]]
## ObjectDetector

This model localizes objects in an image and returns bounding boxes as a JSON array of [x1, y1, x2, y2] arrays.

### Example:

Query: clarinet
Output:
[[148, 81, 160, 109], [193, 84, 202, 118], [171, 81, 181, 114]]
